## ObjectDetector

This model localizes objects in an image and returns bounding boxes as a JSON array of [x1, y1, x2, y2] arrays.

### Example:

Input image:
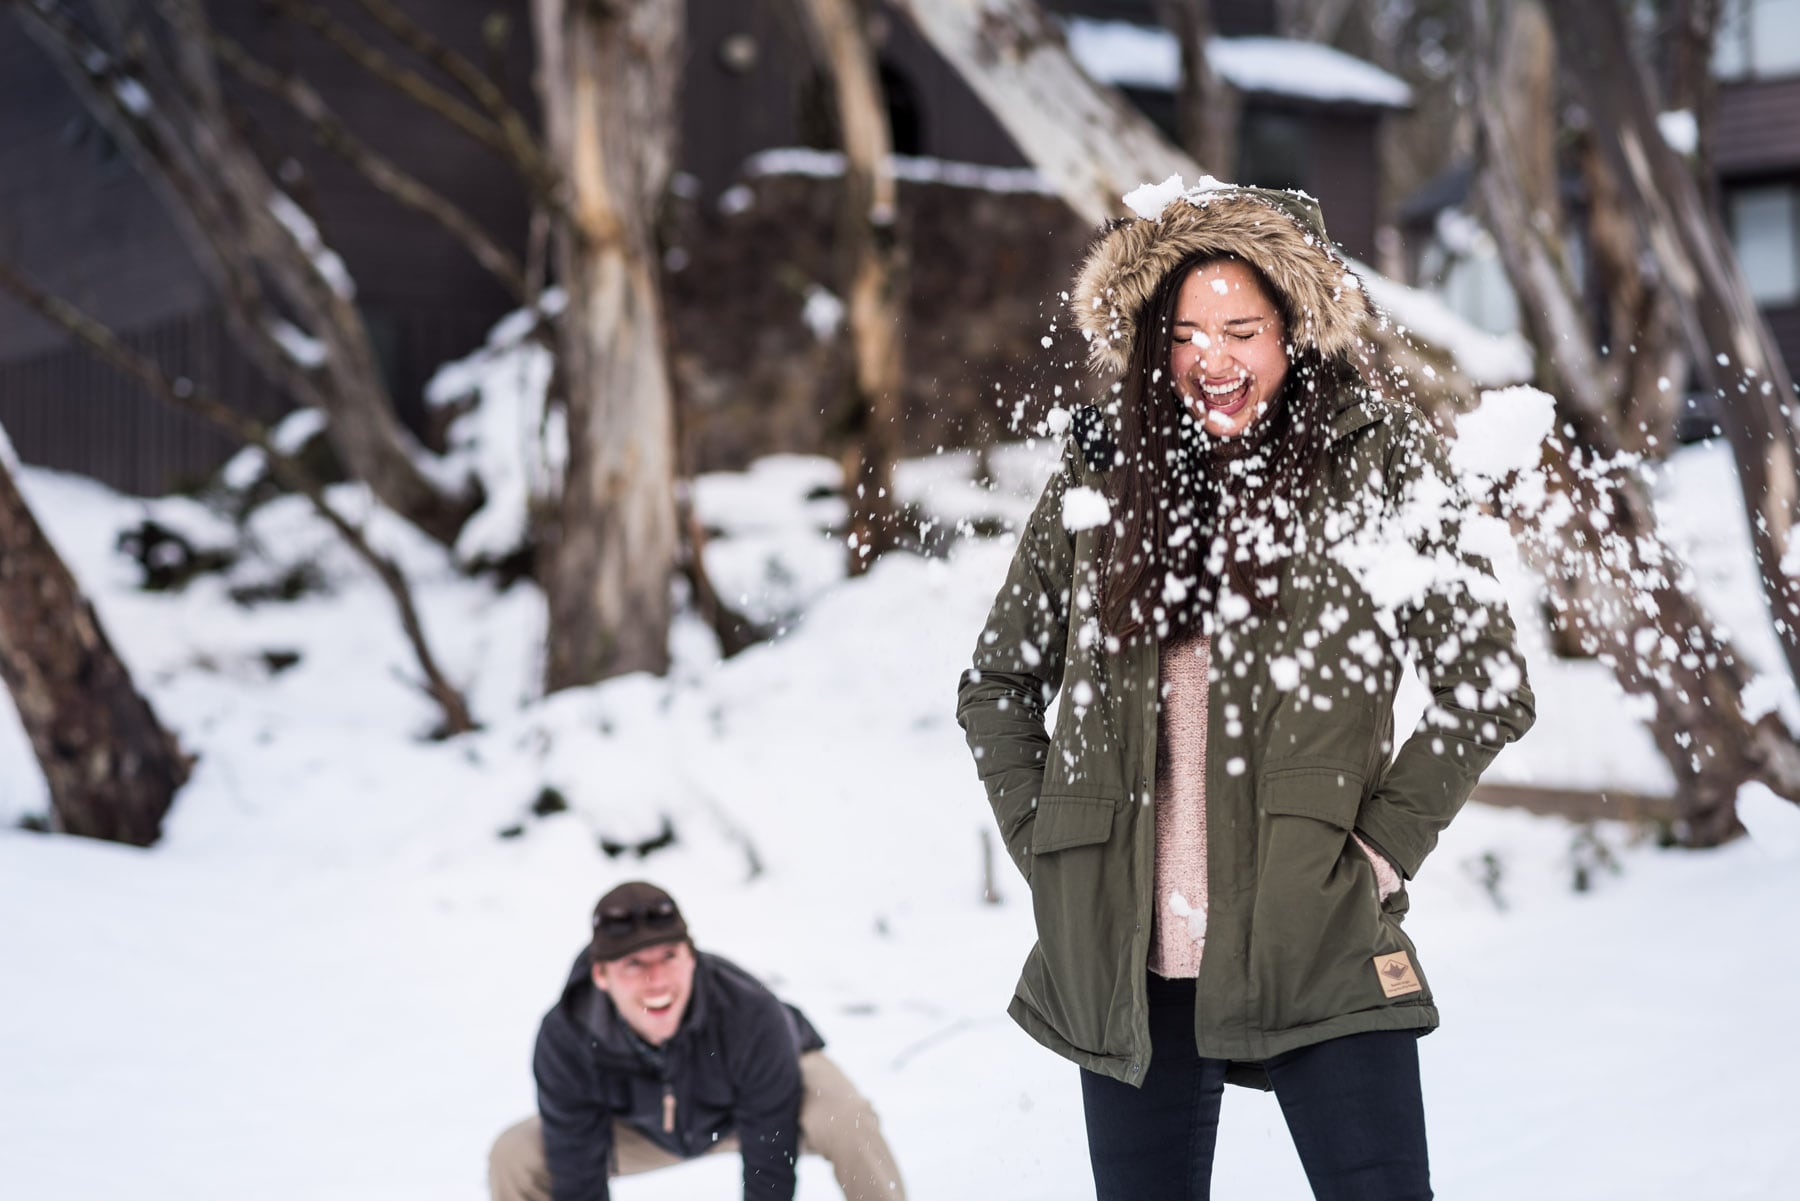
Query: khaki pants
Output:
[[489, 1051, 905, 1201]]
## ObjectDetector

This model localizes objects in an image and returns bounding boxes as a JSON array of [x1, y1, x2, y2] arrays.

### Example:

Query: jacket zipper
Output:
[[662, 1083, 676, 1134]]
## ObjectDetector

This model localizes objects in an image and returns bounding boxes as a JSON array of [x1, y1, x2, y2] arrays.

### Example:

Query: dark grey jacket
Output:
[[532, 948, 825, 1201]]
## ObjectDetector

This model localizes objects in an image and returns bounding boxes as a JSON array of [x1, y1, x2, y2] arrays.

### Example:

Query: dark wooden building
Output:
[[0, 0, 1408, 495]]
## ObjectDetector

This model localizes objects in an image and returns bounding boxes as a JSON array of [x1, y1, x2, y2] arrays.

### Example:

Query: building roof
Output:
[[1065, 18, 1414, 110]]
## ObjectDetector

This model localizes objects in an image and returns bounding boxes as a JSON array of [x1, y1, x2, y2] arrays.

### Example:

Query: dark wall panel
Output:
[[1717, 77, 1800, 176]]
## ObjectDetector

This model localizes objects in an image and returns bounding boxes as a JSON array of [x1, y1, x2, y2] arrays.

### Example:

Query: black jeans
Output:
[[1080, 974, 1432, 1201]]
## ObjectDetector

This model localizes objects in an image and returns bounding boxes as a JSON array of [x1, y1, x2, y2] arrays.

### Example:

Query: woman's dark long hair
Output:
[[1097, 251, 1359, 643]]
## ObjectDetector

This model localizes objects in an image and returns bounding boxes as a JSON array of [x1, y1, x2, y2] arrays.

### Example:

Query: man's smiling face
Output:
[[593, 940, 696, 1046]]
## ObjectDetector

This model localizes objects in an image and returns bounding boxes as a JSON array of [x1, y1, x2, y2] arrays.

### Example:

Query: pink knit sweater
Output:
[[1150, 637, 1211, 979], [1149, 637, 1402, 980]]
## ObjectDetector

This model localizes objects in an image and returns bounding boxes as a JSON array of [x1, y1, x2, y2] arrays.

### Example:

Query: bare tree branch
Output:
[[795, 0, 907, 574], [0, 260, 478, 737], [8, 0, 480, 545], [268, 0, 558, 203], [347, 0, 553, 191], [211, 31, 528, 299]]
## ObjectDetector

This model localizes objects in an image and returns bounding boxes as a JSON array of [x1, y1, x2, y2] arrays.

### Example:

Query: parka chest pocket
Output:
[[1258, 761, 1365, 830]]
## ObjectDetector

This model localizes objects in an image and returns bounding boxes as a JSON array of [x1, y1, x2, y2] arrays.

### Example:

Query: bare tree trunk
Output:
[[1661, 0, 1725, 172], [1546, 0, 1800, 698], [6, 0, 478, 547], [1466, 0, 1800, 840], [533, 0, 682, 690], [1155, 0, 1235, 175], [1509, 439, 1799, 845], [797, 0, 908, 575], [1467, 0, 1618, 444], [0, 448, 189, 845], [1578, 128, 1685, 454]]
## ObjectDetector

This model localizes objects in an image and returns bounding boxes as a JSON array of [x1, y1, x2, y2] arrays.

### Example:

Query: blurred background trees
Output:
[[4, 0, 1800, 844]]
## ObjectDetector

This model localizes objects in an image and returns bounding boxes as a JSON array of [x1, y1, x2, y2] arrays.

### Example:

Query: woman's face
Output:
[[1168, 260, 1290, 440]]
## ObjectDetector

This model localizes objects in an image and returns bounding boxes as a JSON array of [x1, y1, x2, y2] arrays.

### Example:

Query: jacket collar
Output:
[[1328, 390, 1384, 444]]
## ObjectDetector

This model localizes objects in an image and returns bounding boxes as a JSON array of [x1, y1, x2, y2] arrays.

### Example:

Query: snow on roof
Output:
[[745, 148, 1056, 196], [1065, 18, 1414, 110]]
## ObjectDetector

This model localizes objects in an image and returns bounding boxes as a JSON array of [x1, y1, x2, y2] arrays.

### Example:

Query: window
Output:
[[1729, 182, 1800, 304], [1714, 0, 1800, 80]]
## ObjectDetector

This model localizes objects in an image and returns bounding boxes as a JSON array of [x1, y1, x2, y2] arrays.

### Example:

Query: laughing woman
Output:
[[956, 183, 1535, 1201]]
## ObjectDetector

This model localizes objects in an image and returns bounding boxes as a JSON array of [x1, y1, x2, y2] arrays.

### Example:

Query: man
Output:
[[489, 881, 906, 1201]]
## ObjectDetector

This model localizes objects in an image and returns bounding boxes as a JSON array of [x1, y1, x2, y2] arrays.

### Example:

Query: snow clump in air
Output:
[[1449, 386, 1557, 482], [1062, 486, 1112, 532], [801, 285, 845, 342]]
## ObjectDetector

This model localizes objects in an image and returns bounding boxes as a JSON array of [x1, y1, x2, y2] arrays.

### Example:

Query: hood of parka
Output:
[[1070, 183, 1375, 376]]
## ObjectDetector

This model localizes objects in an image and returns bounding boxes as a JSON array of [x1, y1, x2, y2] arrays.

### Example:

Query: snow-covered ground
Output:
[[4, 427, 1799, 1199]]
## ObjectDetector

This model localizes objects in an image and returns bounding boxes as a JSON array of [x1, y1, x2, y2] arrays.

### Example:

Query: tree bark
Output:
[[0, 449, 189, 845], [797, 0, 908, 575], [533, 0, 682, 690], [1546, 0, 1800, 698], [1660, 0, 1725, 174], [1155, 0, 1235, 176], [1467, 0, 1618, 448]]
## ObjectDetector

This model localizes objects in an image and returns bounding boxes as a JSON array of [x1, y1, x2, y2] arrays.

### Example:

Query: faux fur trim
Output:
[[1070, 187, 1374, 376]]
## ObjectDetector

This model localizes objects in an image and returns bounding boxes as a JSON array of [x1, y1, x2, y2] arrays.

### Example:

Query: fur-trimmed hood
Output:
[[1070, 180, 1373, 376]]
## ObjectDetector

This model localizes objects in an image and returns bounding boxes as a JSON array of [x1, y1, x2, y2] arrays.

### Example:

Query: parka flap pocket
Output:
[[1030, 795, 1116, 854], [1259, 763, 1365, 830]]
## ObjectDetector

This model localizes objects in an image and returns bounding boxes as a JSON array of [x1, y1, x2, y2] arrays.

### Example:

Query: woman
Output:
[[956, 183, 1535, 1200]]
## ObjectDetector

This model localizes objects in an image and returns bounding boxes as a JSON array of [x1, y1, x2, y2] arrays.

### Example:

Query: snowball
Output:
[[1269, 656, 1301, 690], [801, 285, 845, 341], [1062, 486, 1112, 532], [1451, 386, 1557, 481], [1657, 109, 1698, 156]]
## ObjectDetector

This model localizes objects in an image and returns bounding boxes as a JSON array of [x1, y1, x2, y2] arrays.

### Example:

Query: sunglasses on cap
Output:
[[593, 898, 680, 936]]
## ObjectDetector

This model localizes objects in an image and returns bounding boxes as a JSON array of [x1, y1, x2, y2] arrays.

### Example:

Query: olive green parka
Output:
[[955, 186, 1536, 1090]]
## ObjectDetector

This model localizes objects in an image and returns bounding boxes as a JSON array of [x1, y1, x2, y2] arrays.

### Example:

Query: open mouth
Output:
[[642, 993, 676, 1015], [1199, 377, 1251, 417]]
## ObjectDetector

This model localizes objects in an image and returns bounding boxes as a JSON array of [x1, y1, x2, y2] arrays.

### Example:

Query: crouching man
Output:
[[489, 881, 906, 1201]]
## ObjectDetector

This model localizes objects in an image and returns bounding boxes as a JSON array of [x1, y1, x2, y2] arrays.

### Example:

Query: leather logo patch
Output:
[[1373, 951, 1422, 998]]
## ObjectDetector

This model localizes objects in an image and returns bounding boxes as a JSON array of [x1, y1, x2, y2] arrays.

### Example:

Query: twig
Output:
[[267, 0, 559, 205], [212, 32, 527, 298], [0, 261, 477, 737], [348, 0, 552, 190]]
